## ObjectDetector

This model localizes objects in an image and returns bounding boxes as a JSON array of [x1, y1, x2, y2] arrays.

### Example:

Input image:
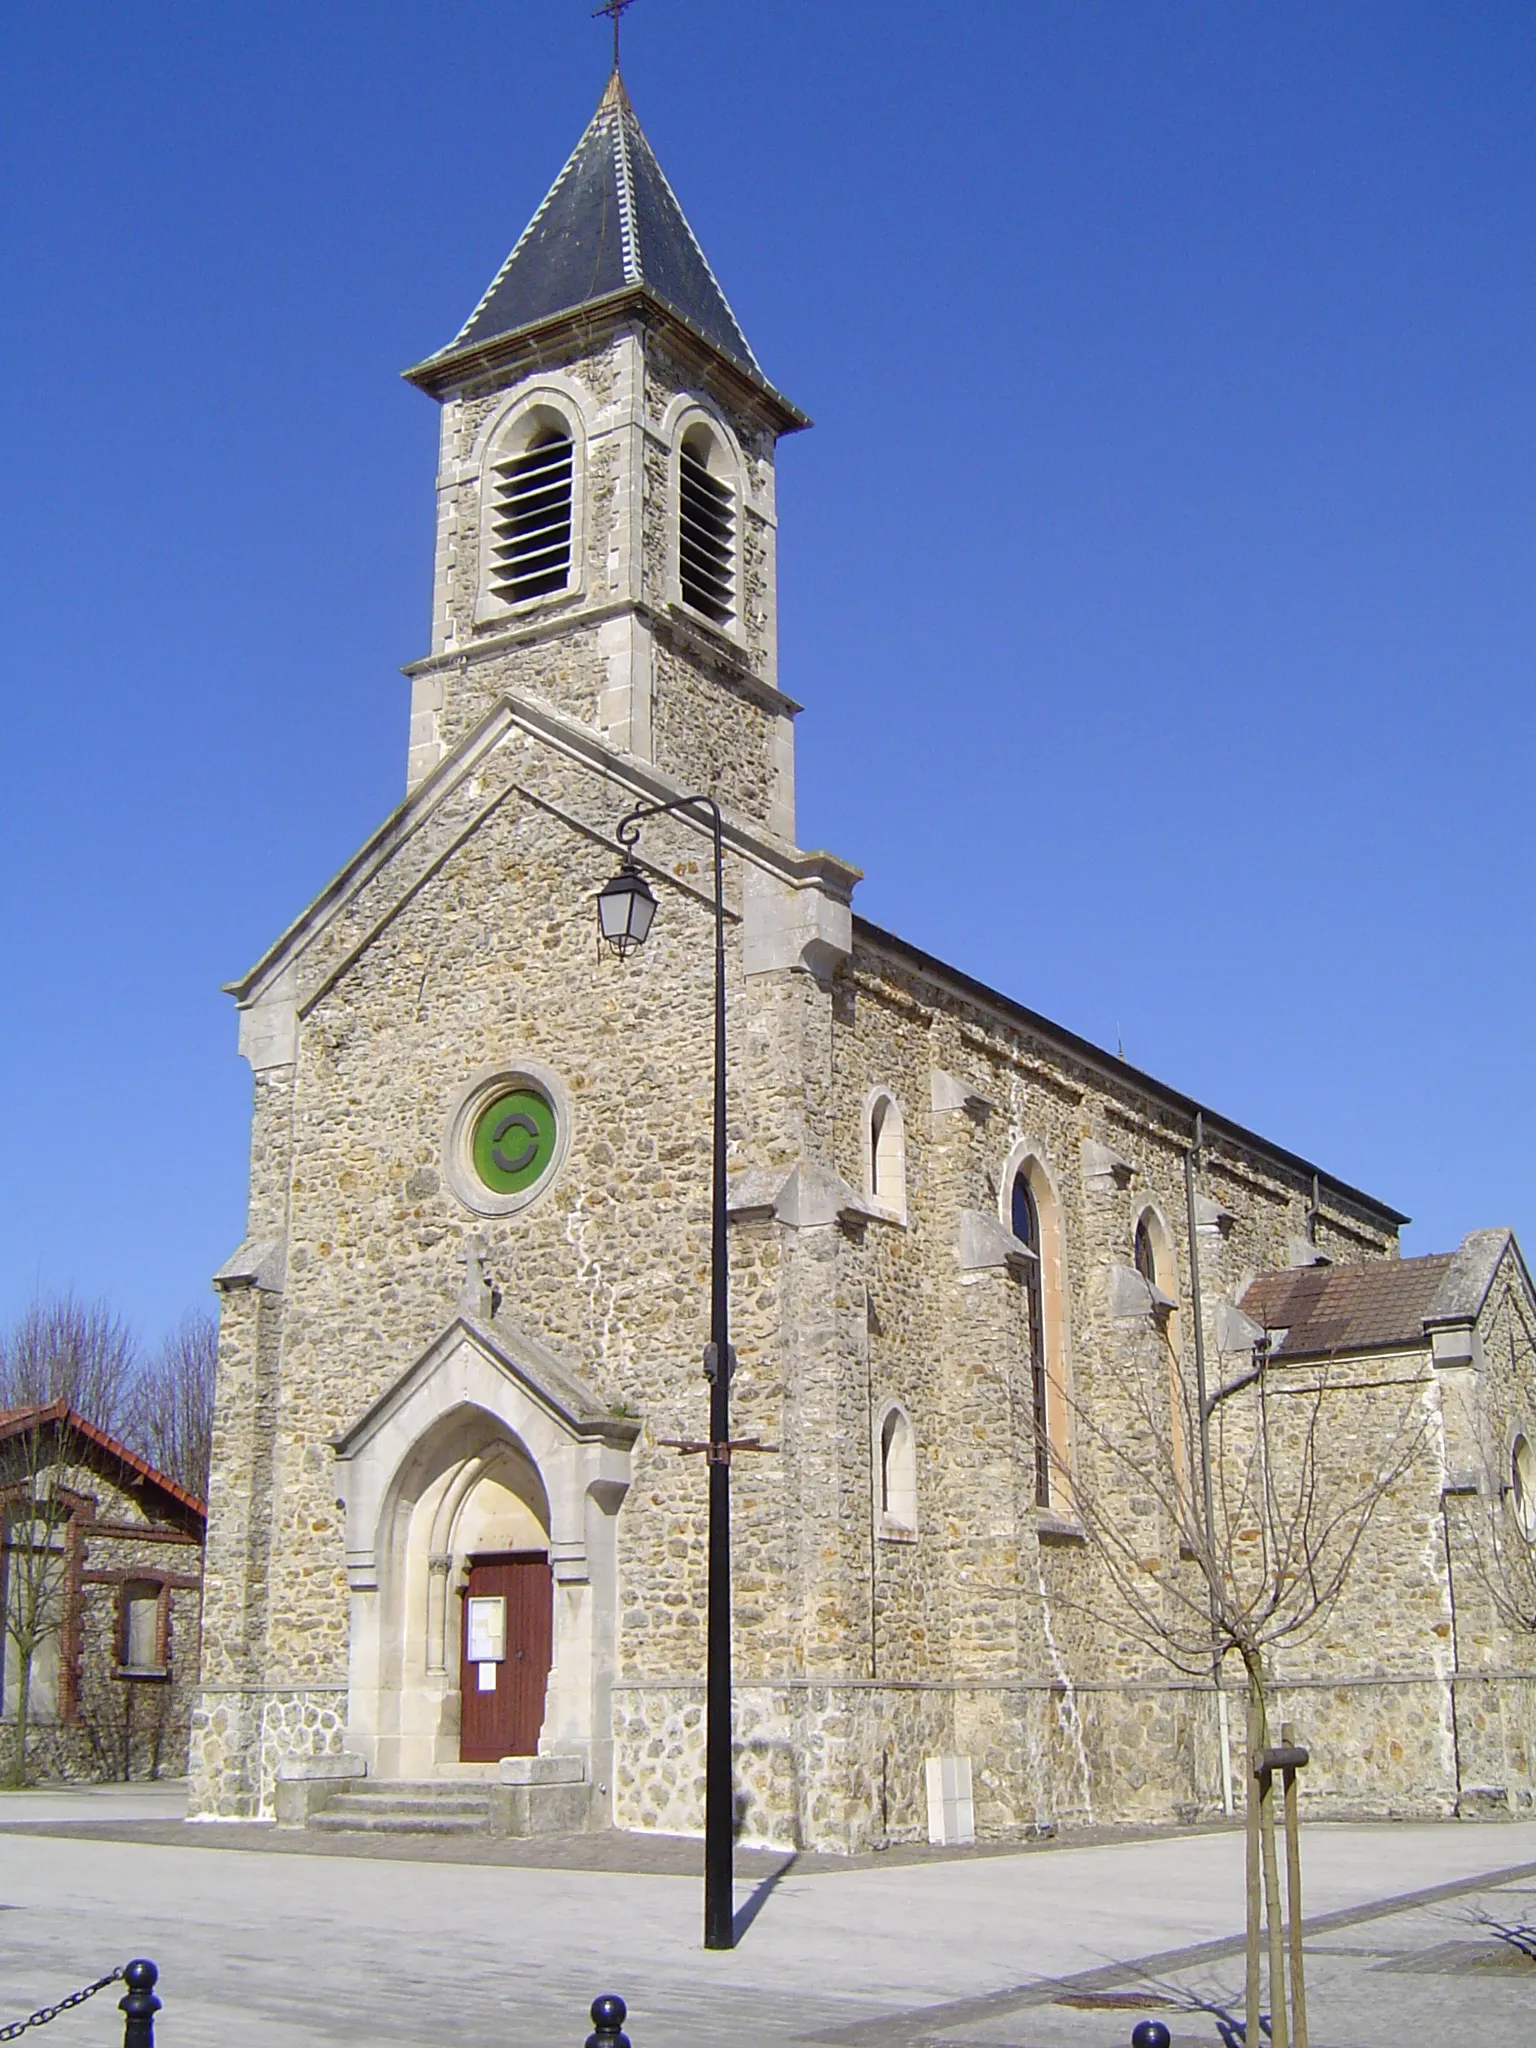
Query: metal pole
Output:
[[608, 793, 734, 1950], [703, 804, 734, 1951]]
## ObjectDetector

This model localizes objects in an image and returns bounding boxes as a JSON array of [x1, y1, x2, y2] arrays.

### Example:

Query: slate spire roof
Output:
[[424, 72, 762, 380]]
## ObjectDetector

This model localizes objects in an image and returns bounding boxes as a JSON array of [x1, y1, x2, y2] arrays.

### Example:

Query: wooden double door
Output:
[[458, 1551, 552, 1763]]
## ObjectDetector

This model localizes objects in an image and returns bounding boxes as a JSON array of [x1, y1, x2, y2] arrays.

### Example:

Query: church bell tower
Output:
[[402, 70, 809, 844]]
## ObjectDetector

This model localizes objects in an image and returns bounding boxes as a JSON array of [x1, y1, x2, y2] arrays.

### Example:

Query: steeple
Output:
[[400, 78, 808, 848], [408, 76, 798, 420]]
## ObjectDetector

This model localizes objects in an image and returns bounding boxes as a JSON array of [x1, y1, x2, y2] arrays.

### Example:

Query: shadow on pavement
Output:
[[733, 1852, 799, 1944]]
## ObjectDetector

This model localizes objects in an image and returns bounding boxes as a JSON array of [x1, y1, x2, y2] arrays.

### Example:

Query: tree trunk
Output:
[[7, 1645, 34, 1788], [1241, 1649, 1276, 2048]]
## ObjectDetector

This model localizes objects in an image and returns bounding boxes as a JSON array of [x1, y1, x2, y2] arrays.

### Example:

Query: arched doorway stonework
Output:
[[333, 1313, 637, 1796]]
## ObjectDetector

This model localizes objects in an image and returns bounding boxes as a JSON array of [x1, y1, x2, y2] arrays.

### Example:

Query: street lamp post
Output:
[[597, 794, 735, 1951]]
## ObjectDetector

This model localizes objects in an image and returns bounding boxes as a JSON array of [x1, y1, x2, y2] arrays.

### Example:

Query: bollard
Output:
[[120, 1960, 160, 2048], [585, 1995, 630, 2048], [1130, 2024, 1171, 2048]]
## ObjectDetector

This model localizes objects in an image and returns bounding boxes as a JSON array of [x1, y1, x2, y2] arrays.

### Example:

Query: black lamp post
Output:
[[598, 794, 735, 1951]]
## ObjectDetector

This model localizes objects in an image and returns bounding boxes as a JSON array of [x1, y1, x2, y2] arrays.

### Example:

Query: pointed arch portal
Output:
[[333, 1315, 637, 1788]]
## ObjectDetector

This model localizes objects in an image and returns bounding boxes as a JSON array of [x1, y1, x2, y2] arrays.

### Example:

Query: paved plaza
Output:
[[0, 1790, 1532, 2047]]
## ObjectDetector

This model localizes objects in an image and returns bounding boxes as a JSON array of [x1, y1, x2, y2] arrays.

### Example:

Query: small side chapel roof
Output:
[[1240, 1230, 1517, 1358], [410, 74, 785, 408]]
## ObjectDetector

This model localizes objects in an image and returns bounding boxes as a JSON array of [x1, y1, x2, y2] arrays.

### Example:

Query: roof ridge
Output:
[[611, 88, 640, 285], [0, 1402, 206, 1519], [619, 100, 761, 374]]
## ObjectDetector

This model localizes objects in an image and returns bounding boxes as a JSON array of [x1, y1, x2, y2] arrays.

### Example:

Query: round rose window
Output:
[[443, 1061, 569, 1217], [471, 1085, 558, 1195]]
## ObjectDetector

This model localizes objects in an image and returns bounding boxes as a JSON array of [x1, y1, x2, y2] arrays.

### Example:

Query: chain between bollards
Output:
[[0, 1958, 156, 2046]]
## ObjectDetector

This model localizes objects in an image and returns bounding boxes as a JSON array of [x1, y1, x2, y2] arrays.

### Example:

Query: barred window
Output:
[[489, 425, 574, 604], [678, 427, 735, 627]]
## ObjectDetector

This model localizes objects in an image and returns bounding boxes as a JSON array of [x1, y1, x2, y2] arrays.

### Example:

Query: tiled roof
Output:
[[1241, 1255, 1456, 1358], [429, 73, 759, 376], [1240, 1230, 1516, 1359], [0, 1399, 206, 1524]]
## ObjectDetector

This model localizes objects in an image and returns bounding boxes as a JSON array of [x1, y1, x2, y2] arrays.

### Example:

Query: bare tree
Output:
[[0, 1294, 139, 1437], [1062, 1327, 1432, 1720], [131, 1312, 217, 1500], [1054, 1314, 1433, 2048]]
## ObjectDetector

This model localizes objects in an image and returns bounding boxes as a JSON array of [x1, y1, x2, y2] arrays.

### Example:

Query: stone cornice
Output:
[[401, 597, 804, 720], [403, 285, 810, 437]]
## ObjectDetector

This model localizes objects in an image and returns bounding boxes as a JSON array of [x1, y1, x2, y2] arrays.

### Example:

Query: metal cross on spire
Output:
[[593, 0, 636, 74]]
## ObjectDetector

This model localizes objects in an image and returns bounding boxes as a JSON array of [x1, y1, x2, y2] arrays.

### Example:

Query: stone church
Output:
[[192, 71, 1536, 1846]]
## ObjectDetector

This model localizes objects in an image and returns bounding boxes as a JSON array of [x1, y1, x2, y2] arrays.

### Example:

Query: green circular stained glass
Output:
[[472, 1086, 557, 1195]]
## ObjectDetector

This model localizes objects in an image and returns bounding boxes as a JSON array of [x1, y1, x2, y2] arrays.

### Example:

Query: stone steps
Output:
[[310, 1782, 493, 1837]]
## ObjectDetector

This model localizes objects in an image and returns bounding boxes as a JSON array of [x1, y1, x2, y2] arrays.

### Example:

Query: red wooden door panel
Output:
[[458, 1552, 552, 1763]]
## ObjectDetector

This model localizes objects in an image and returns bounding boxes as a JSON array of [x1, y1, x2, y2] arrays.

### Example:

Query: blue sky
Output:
[[1, 2, 1532, 1343]]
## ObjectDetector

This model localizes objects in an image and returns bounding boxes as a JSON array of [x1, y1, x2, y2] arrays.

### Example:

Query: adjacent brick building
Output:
[[190, 71, 1536, 1845], [1, 1403, 205, 1782]]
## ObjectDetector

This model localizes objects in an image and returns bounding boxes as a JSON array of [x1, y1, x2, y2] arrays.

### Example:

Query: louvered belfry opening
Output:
[[491, 425, 574, 604], [679, 432, 735, 627]]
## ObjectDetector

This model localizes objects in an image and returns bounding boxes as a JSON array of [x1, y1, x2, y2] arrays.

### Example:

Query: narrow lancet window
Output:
[[490, 425, 574, 604], [1012, 1172, 1051, 1508], [867, 1090, 906, 1218], [879, 1406, 917, 1533]]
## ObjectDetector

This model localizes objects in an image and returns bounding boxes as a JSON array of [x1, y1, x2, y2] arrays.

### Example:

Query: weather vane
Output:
[[593, 0, 636, 74]]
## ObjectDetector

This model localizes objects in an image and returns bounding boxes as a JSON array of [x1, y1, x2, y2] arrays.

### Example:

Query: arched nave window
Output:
[[1133, 1204, 1190, 1504], [866, 1089, 907, 1221], [1011, 1170, 1053, 1509], [878, 1404, 917, 1536]]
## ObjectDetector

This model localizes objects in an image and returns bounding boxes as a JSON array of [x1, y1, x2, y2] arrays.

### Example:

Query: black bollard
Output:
[[1130, 2024, 1171, 2048], [120, 1960, 160, 2048], [586, 1993, 631, 2048]]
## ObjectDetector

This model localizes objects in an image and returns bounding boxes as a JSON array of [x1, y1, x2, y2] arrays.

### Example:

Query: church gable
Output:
[[229, 689, 855, 1076]]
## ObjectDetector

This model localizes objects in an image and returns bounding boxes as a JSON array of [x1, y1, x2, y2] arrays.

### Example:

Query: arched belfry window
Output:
[[866, 1089, 906, 1221], [878, 1404, 917, 1536], [678, 425, 736, 628], [488, 417, 574, 605], [1012, 1171, 1052, 1508]]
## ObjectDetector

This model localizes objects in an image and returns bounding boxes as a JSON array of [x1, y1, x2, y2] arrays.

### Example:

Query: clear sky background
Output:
[[1, 2, 1532, 1345]]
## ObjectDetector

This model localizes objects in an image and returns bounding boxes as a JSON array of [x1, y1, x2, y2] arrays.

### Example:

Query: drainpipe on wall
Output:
[[1439, 1491, 1465, 1814], [1185, 1113, 1234, 1816]]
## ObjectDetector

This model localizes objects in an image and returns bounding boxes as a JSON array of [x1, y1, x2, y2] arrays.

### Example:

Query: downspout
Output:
[[1439, 1491, 1465, 1814], [1185, 1113, 1233, 1815]]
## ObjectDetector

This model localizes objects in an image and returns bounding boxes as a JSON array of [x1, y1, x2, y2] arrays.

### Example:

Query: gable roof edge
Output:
[[853, 915, 1409, 1233], [230, 688, 862, 1016]]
